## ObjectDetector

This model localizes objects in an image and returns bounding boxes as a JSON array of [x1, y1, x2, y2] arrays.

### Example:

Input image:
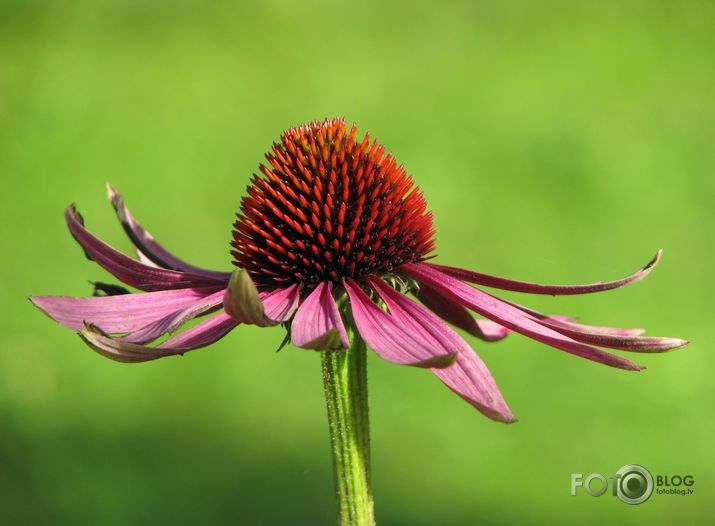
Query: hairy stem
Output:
[[321, 328, 374, 526]]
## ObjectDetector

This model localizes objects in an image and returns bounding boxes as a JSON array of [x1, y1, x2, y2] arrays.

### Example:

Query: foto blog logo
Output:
[[571, 464, 695, 505]]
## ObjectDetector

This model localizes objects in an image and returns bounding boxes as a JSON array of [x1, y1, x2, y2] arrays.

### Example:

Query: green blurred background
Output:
[[1, 1, 713, 524]]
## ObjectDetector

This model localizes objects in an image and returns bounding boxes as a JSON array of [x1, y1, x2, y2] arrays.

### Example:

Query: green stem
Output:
[[321, 328, 375, 526]]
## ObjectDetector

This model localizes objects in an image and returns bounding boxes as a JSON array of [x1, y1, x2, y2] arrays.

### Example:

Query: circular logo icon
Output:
[[616, 464, 654, 505]]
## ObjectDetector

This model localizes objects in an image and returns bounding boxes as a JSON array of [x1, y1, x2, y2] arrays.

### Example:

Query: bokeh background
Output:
[[1, 1, 713, 524]]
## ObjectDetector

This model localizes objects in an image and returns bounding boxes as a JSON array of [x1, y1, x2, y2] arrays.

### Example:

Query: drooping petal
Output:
[[537, 325, 686, 352], [65, 205, 223, 291], [79, 312, 239, 363], [107, 183, 231, 281], [504, 302, 646, 337], [291, 282, 349, 350], [223, 268, 300, 326], [503, 301, 687, 352], [343, 278, 456, 368], [428, 250, 661, 296], [539, 318, 647, 337], [29, 286, 224, 333], [545, 319, 645, 337], [416, 283, 510, 341], [491, 297, 684, 350], [159, 312, 238, 349], [369, 277, 514, 423], [119, 289, 226, 344], [402, 263, 645, 371]]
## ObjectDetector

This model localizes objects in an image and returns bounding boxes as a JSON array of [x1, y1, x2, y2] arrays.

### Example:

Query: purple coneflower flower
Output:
[[31, 118, 686, 424]]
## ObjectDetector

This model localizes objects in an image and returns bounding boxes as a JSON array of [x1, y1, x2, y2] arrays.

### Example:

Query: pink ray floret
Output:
[[31, 118, 687, 422]]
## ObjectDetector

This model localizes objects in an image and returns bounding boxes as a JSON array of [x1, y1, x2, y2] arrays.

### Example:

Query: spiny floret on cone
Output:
[[231, 118, 435, 290]]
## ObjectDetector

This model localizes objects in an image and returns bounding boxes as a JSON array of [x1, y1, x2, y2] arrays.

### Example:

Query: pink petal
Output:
[[136, 250, 162, 268], [119, 289, 226, 344], [542, 326, 686, 352], [79, 312, 239, 363], [160, 312, 238, 349], [291, 282, 349, 350], [107, 183, 231, 281], [65, 205, 222, 291], [401, 263, 645, 371], [29, 286, 223, 332], [261, 284, 301, 322], [546, 319, 645, 337], [370, 277, 514, 423], [343, 278, 456, 368], [506, 303, 687, 352], [223, 268, 300, 326], [416, 283, 510, 341], [428, 250, 661, 295], [506, 302, 646, 337], [492, 298, 685, 350]]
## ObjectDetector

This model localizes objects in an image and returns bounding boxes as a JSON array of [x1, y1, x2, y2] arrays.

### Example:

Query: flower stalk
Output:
[[321, 326, 375, 526]]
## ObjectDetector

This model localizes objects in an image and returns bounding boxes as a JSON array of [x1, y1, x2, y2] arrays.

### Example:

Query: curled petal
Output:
[[223, 268, 270, 326], [402, 263, 645, 371], [119, 289, 226, 344], [223, 268, 300, 326], [65, 205, 221, 291], [370, 277, 514, 423], [107, 183, 231, 281], [343, 278, 456, 368], [79, 312, 239, 363], [29, 286, 223, 333], [416, 283, 510, 341], [428, 250, 661, 295], [291, 282, 349, 350]]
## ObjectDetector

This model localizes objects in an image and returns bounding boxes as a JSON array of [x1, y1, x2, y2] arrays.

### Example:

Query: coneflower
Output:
[[31, 118, 687, 526]]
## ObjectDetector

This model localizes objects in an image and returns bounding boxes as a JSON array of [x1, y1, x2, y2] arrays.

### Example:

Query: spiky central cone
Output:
[[231, 118, 436, 290]]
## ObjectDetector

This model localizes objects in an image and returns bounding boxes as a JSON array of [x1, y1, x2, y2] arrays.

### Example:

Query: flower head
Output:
[[232, 118, 435, 289], [30, 118, 687, 423]]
